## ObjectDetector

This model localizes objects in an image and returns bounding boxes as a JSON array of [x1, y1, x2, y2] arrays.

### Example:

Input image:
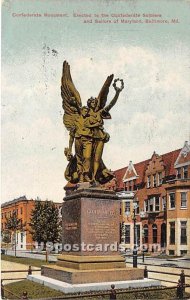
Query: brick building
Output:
[[166, 141, 190, 256], [109, 141, 190, 256], [1, 196, 62, 250]]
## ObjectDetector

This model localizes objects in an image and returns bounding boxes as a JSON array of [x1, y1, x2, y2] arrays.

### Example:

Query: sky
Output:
[[1, 0, 190, 203]]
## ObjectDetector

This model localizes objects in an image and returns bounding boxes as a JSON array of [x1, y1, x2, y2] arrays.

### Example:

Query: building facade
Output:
[[1, 196, 62, 250], [166, 142, 190, 256], [108, 141, 190, 256]]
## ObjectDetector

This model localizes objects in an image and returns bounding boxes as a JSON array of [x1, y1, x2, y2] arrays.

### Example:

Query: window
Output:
[[134, 180, 137, 191], [158, 172, 162, 185], [153, 174, 157, 187], [125, 225, 130, 244], [161, 223, 166, 248], [120, 223, 123, 243], [147, 175, 151, 188], [176, 168, 181, 179], [125, 202, 130, 214], [180, 221, 187, 245], [183, 166, 188, 179], [162, 197, 166, 211], [181, 192, 187, 208], [169, 193, 175, 209], [169, 250, 175, 255], [152, 224, 157, 243], [143, 224, 148, 243], [181, 250, 187, 256], [1, 213, 3, 219], [21, 232, 24, 243], [135, 201, 139, 214], [20, 207, 23, 214], [169, 222, 175, 245], [155, 196, 160, 211], [144, 200, 148, 212], [129, 181, 133, 191], [148, 197, 154, 212], [1, 223, 3, 229]]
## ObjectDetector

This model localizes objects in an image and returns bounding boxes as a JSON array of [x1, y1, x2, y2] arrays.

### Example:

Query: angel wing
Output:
[[61, 61, 82, 131], [95, 74, 114, 112]]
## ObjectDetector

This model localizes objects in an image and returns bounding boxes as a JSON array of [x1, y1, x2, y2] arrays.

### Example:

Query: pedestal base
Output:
[[42, 254, 144, 284], [41, 189, 144, 287], [56, 254, 126, 270], [42, 265, 144, 284], [28, 275, 161, 294]]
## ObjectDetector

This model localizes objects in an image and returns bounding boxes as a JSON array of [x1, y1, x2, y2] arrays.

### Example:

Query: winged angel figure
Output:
[[61, 61, 124, 186]]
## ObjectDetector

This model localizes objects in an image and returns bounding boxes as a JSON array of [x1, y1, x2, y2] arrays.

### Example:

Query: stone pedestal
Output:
[[62, 188, 120, 256], [42, 189, 144, 284]]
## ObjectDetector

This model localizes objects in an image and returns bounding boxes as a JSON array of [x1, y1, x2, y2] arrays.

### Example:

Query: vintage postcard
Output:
[[1, 0, 190, 298]]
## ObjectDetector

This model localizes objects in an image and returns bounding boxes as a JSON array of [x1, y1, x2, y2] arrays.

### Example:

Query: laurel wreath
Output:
[[113, 78, 124, 91]]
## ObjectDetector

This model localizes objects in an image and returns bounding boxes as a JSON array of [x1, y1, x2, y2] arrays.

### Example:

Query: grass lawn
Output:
[[4, 280, 190, 300], [1, 254, 54, 268], [4, 280, 64, 299]]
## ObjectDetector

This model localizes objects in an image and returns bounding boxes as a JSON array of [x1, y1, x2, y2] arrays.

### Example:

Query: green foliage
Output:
[[4, 280, 64, 299], [30, 201, 61, 246], [5, 211, 23, 231], [1, 230, 11, 244]]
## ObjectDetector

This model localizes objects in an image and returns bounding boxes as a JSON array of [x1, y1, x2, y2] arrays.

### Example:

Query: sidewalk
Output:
[[5, 249, 57, 262], [1, 260, 40, 285], [126, 262, 190, 293]]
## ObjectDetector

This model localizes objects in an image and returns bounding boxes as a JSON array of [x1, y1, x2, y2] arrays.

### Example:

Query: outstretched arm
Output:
[[104, 90, 121, 113], [103, 79, 124, 112]]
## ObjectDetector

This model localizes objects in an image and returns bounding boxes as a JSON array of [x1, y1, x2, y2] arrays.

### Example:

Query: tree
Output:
[[2, 230, 11, 244], [1, 230, 11, 253], [5, 211, 25, 256], [30, 200, 61, 249]]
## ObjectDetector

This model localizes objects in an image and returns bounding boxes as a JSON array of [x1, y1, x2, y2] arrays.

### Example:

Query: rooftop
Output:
[[1, 196, 62, 208], [114, 148, 181, 188]]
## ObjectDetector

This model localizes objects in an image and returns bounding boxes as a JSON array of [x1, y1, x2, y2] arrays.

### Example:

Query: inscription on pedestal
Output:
[[82, 199, 119, 252], [62, 189, 120, 255], [65, 222, 78, 230]]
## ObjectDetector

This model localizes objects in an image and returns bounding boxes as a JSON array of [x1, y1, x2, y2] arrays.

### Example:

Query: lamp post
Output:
[[141, 231, 145, 263], [133, 200, 138, 268], [14, 229, 17, 257], [140, 210, 146, 263]]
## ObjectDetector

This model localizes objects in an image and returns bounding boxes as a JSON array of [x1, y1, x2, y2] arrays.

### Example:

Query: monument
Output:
[[61, 60, 124, 186], [28, 61, 160, 293], [41, 61, 143, 283]]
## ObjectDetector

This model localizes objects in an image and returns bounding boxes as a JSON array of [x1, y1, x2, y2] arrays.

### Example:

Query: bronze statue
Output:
[[61, 61, 124, 186]]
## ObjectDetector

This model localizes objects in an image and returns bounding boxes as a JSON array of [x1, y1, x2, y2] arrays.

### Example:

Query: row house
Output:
[[166, 141, 190, 256], [1, 196, 62, 250], [108, 141, 190, 256]]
